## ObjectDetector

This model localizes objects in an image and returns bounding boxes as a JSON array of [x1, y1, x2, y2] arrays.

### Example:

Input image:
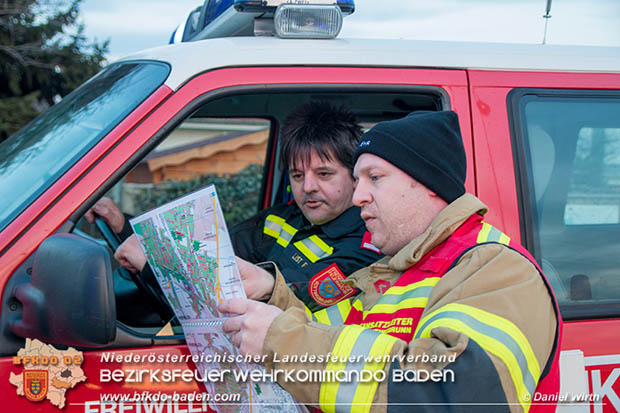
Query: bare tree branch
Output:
[[0, 44, 56, 68]]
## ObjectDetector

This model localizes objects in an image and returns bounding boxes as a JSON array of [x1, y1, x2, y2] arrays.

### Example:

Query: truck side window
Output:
[[85, 90, 441, 329], [515, 93, 620, 319], [116, 117, 269, 228]]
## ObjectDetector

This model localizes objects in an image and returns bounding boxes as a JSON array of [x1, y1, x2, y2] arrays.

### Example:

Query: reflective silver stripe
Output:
[[334, 329, 383, 410], [414, 311, 537, 397], [486, 226, 503, 243], [374, 286, 434, 306], [324, 304, 345, 326], [280, 230, 294, 244], [298, 237, 332, 260], [264, 219, 281, 234], [313, 301, 349, 326], [264, 215, 298, 246]]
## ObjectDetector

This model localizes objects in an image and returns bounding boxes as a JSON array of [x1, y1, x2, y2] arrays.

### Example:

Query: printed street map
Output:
[[130, 185, 302, 412]]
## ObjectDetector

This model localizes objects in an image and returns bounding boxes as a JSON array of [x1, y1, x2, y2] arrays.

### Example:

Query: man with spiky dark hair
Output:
[[89, 101, 383, 310], [228, 101, 383, 309]]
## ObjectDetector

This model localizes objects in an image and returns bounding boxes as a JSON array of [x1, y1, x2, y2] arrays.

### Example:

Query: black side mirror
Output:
[[11, 233, 116, 347]]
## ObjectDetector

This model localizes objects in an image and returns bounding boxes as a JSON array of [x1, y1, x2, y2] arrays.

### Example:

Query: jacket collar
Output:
[[388, 193, 487, 272], [346, 193, 487, 291], [314, 205, 365, 238], [344, 194, 487, 305]]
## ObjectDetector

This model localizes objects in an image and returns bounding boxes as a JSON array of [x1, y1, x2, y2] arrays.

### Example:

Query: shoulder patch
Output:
[[374, 279, 391, 294], [308, 263, 356, 307], [361, 231, 381, 254]]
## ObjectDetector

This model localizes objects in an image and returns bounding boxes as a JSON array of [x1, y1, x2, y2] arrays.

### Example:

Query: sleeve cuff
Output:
[[266, 264, 305, 311], [118, 213, 135, 241]]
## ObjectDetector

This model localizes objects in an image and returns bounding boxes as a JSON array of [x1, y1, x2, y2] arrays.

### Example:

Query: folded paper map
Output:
[[130, 185, 303, 412]]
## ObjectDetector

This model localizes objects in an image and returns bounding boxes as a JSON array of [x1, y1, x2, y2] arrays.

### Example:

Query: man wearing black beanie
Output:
[[355, 110, 466, 204], [221, 110, 562, 413]]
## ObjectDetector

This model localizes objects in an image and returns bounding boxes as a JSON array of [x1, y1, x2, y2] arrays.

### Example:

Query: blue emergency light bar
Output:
[[170, 0, 355, 43], [232, 0, 355, 16]]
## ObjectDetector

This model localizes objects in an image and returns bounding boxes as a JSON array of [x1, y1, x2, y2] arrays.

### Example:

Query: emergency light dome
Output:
[[170, 0, 355, 43]]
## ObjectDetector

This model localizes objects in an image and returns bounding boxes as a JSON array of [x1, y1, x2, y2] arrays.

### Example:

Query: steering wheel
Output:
[[94, 218, 173, 322]]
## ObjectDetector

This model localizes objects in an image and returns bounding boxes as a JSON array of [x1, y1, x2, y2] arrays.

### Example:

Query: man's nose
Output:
[[303, 174, 319, 193], [352, 180, 371, 206]]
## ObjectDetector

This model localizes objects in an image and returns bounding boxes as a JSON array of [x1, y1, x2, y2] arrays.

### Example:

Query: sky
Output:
[[79, 0, 620, 62]]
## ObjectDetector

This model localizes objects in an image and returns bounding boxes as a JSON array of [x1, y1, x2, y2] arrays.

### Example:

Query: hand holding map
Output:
[[130, 185, 304, 413], [219, 298, 283, 356], [234, 256, 276, 301]]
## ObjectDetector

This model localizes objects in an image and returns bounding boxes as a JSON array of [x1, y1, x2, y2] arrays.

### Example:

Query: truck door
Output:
[[470, 69, 620, 413], [1, 65, 470, 412]]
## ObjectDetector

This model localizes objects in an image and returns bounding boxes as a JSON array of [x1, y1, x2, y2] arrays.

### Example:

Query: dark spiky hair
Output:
[[280, 101, 362, 173]]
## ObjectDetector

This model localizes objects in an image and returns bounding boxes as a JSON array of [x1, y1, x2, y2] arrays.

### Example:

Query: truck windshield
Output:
[[0, 61, 170, 231]]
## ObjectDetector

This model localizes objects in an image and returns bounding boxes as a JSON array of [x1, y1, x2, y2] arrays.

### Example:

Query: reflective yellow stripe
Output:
[[263, 214, 298, 247], [498, 233, 511, 245], [336, 299, 352, 322], [367, 297, 429, 316], [365, 277, 439, 316], [477, 221, 511, 246], [414, 303, 539, 412], [320, 325, 398, 413], [384, 277, 440, 295], [264, 214, 284, 229], [294, 240, 319, 262], [314, 309, 332, 325], [419, 318, 533, 412], [350, 332, 397, 411], [320, 326, 364, 412], [310, 235, 334, 255], [353, 299, 364, 312], [309, 300, 352, 326], [294, 235, 334, 263], [263, 226, 280, 239], [281, 222, 297, 237], [476, 222, 492, 243]]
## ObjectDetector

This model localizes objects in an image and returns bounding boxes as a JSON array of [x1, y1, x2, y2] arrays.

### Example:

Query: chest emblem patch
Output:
[[309, 263, 356, 307]]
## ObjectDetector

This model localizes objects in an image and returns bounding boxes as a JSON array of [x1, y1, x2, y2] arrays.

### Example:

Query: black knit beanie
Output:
[[353, 110, 466, 203]]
